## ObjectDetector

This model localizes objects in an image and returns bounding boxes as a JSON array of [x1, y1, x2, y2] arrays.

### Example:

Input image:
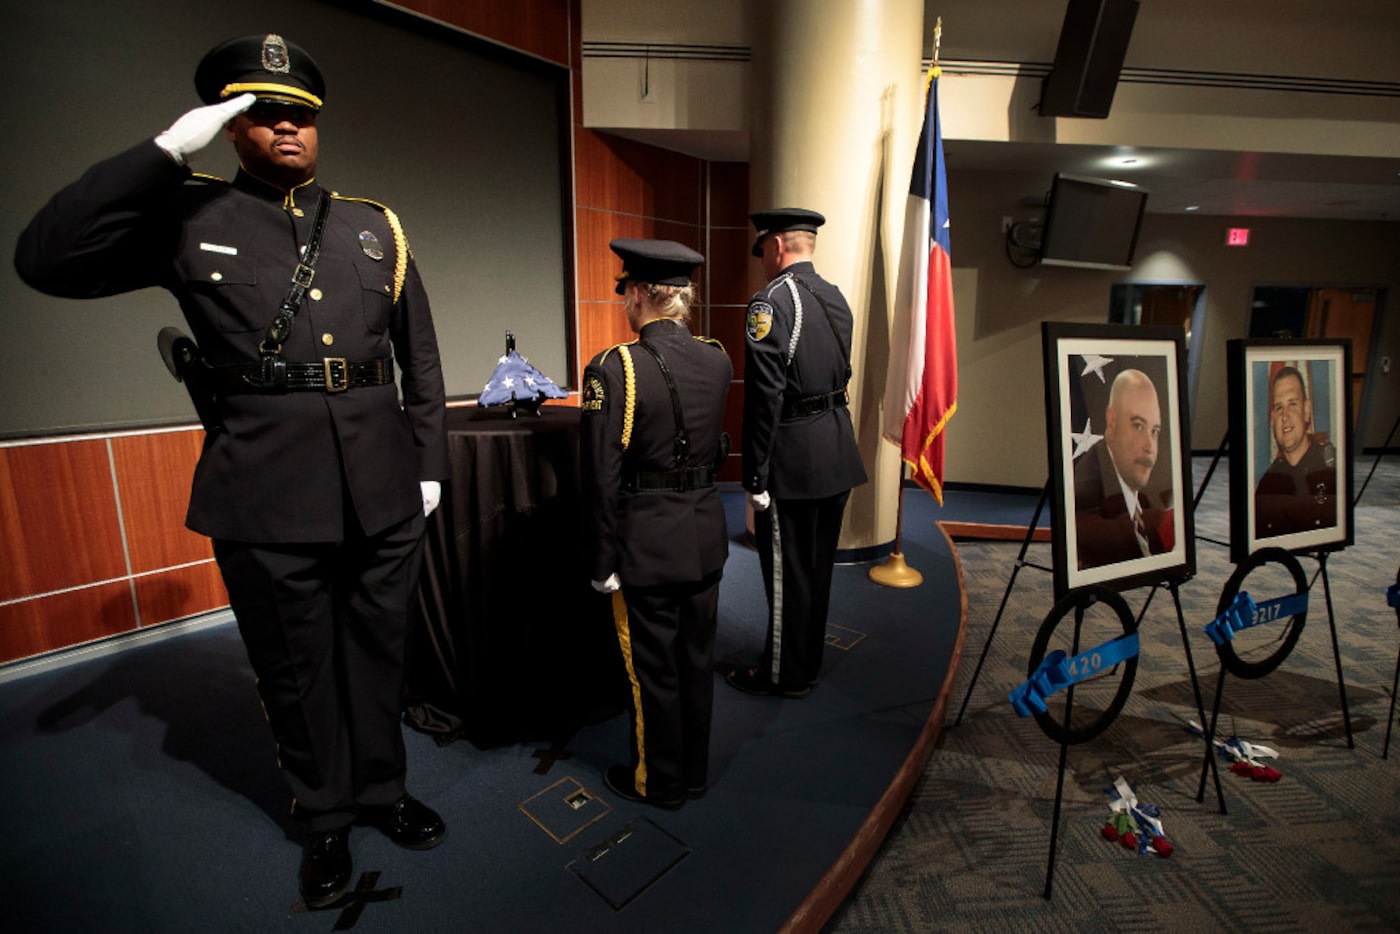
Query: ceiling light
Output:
[[1185, 205, 1200, 211], [1108, 179, 1137, 188]]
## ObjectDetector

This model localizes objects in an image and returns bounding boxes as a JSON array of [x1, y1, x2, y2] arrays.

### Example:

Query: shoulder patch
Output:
[[746, 302, 773, 342], [582, 373, 607, 414]]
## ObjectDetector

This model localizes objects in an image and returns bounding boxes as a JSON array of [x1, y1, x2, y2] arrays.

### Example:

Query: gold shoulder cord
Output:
[[333, 195, 409, 303], [695, 335, 726, 353], [617, 344, 637, 451]]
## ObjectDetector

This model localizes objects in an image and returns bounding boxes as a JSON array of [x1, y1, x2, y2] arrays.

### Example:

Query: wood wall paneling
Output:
[[708, 161, 751, 228], [388, 0, 572, 65], [706, 227, 760, 307], [0, 580, 137, 664], [133, 563, 228, 629], [0, 440, 127, 603], [110, 431, 214, 574]]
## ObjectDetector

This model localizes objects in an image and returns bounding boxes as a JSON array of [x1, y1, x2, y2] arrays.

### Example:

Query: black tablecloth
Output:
[[404, 405, 623, 745]]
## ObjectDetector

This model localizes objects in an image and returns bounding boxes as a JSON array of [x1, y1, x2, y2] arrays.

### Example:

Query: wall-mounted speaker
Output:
[[1038, 0, 1140, 118]]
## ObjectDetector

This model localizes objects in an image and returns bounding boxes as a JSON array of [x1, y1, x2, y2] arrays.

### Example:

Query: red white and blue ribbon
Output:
[[1102, 776, 1173, 857]]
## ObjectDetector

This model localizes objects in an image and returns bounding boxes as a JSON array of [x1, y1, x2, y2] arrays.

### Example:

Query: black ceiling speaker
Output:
[[1038, 0, 1140, 118]]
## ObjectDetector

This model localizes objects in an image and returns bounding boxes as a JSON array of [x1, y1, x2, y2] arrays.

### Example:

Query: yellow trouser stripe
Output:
[[610, 589, 648, 795]]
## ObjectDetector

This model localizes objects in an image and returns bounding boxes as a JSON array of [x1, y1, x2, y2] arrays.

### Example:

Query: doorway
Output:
[[1109, 281, 1207, 414], [1248, 286, 1380, 434]]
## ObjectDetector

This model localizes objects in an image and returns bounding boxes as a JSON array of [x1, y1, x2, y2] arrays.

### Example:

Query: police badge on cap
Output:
[[195, 34, 326, 111]]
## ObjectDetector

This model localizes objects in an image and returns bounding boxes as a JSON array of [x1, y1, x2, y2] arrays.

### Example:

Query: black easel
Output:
[[1384, 567, 1400, 760], [1041, 601, 1085, 900], [1354, 414, 1399, 506], [953, 482, 1052, 727]]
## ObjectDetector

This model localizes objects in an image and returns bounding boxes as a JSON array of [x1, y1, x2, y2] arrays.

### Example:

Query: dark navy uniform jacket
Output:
[[1255, 439, 1337, 538], [581, 318, 732, 588], [742, 261, 867, 499], [15, 140, 448, 543]]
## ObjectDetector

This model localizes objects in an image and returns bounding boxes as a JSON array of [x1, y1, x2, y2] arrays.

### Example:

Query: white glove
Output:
[[420, 480, 442, 517], [154, 94, 256, 164], [591, 573, 621, 593], [748, 490, 771, 512]]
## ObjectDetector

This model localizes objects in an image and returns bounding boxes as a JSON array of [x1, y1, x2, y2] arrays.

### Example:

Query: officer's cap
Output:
[[610, 239, 704, 295], [750, 207, 825, 257], [195, 34, 325, 111]]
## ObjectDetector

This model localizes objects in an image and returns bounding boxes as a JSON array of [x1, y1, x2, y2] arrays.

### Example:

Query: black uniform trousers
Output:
[[755, 491, 851, 690], [611, 573, 721, 801], [213, 508, 427, 834]]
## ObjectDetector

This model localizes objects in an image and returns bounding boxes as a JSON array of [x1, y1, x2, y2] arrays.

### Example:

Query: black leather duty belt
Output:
[[782, 388, 848, 419], [622, 466, 716, 493], [212, 356, 395, 394]]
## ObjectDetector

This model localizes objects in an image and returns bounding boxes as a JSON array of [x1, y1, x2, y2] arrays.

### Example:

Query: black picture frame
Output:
[[1042, 322, 1196, 600], [1226, 338, 1354, 563]]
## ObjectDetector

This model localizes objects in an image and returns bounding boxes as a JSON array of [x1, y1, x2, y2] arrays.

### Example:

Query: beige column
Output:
[[749, 0, 927, 552]]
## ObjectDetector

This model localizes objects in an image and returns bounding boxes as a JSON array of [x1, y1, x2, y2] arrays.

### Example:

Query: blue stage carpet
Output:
[[0, 488, 966, 932]]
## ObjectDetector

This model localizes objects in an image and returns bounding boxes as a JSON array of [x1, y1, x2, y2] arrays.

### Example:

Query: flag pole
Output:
[[869, 25, 942, 591]]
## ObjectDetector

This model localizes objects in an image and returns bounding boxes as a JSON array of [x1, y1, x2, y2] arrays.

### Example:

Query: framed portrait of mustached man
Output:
[[1042, 322, 1196, 600], [1227, 338, 1353, 564]]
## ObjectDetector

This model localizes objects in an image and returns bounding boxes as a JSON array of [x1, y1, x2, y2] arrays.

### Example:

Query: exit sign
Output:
[[1226, 227, 1251, 246]]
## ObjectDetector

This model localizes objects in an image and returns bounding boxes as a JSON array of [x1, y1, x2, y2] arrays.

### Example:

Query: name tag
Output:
[[199, 242, 238, 256]]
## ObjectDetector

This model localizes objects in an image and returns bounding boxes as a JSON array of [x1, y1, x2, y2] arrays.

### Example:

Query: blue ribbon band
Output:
[[1009, 632, 1140, 717], [1204, 590, 1309, 647]]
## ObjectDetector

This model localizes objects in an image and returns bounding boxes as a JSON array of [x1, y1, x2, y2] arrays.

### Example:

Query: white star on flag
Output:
[[1071, 419, 1102, 460], [1081, 354, 1113, 383]]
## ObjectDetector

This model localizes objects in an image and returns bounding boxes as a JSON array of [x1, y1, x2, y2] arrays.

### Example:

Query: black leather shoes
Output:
[[361, 794, 446, 850], [299, 828, 351, 909], [604, 765, 684, 810]]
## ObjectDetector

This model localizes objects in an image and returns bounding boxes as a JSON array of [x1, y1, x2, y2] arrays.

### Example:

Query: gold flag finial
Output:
[[932, 16, 943, 79]]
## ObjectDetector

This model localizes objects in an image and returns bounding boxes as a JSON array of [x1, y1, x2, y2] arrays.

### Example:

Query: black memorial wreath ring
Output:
[[1215, 546, 1307, 680], [1027, 585, 1138, 746]]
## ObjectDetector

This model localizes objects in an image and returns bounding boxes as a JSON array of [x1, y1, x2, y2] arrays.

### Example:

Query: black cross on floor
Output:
[[293, 871, 401, 929], [532, 740, 573, 775]]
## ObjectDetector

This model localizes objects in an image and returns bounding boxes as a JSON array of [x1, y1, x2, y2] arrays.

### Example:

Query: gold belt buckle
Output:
[[323, 357, 348, 392]]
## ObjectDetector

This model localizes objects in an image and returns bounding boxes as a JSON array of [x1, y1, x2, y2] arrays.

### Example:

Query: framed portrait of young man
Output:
[[1226, 339, 1354, 563], [1042, 322, 1196, 600]]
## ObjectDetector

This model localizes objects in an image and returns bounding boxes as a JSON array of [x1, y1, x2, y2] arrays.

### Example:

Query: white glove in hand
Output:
[[154, 94, 256, 164], [748, 490, 771, 512], [591, 573, 621, 594], [420, 480, 442, 518]]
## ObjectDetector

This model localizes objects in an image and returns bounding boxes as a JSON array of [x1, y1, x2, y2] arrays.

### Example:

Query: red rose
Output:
[[1153, 837, 1174, 858], [1231, 761, 1253, 777], [1120, 832, 1138, 849], [1258, 766, 1281, 782], [1102, 823, 1119, 841]]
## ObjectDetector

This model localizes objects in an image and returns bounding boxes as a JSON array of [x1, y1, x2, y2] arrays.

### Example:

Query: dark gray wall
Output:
[[1, 0, 570, 438]]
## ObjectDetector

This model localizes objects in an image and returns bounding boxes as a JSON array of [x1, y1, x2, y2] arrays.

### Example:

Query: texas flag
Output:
[[882, 67, 958, 503]]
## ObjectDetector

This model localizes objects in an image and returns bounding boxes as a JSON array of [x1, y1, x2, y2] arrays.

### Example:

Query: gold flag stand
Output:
[[868, 474, 924, 588]]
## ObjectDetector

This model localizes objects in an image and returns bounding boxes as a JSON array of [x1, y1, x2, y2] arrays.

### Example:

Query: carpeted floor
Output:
[[828, 456, 1400, 933]]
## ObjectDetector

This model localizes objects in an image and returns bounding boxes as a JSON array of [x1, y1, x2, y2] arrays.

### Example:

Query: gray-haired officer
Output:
[[581, 239, 732, 808], [16, 34, 449, 908], [726, 209, 867, 699]]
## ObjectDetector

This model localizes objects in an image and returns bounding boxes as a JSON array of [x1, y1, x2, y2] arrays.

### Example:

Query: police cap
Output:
[[610, 239, 704, 295], [750, 207, 825, 256], [195, 34, 325, 111]]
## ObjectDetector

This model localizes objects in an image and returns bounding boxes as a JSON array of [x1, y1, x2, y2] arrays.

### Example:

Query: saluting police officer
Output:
[[726, 209, 867, 699], [581, 239, 732, 809], [15, 35, 449, 908]]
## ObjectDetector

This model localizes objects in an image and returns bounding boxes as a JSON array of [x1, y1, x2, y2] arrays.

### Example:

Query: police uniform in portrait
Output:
[[580, 239, 732, 808], [726, 209, 868, 699], [1255, 436, 1337, 538], [15, 35, 449, 908]]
